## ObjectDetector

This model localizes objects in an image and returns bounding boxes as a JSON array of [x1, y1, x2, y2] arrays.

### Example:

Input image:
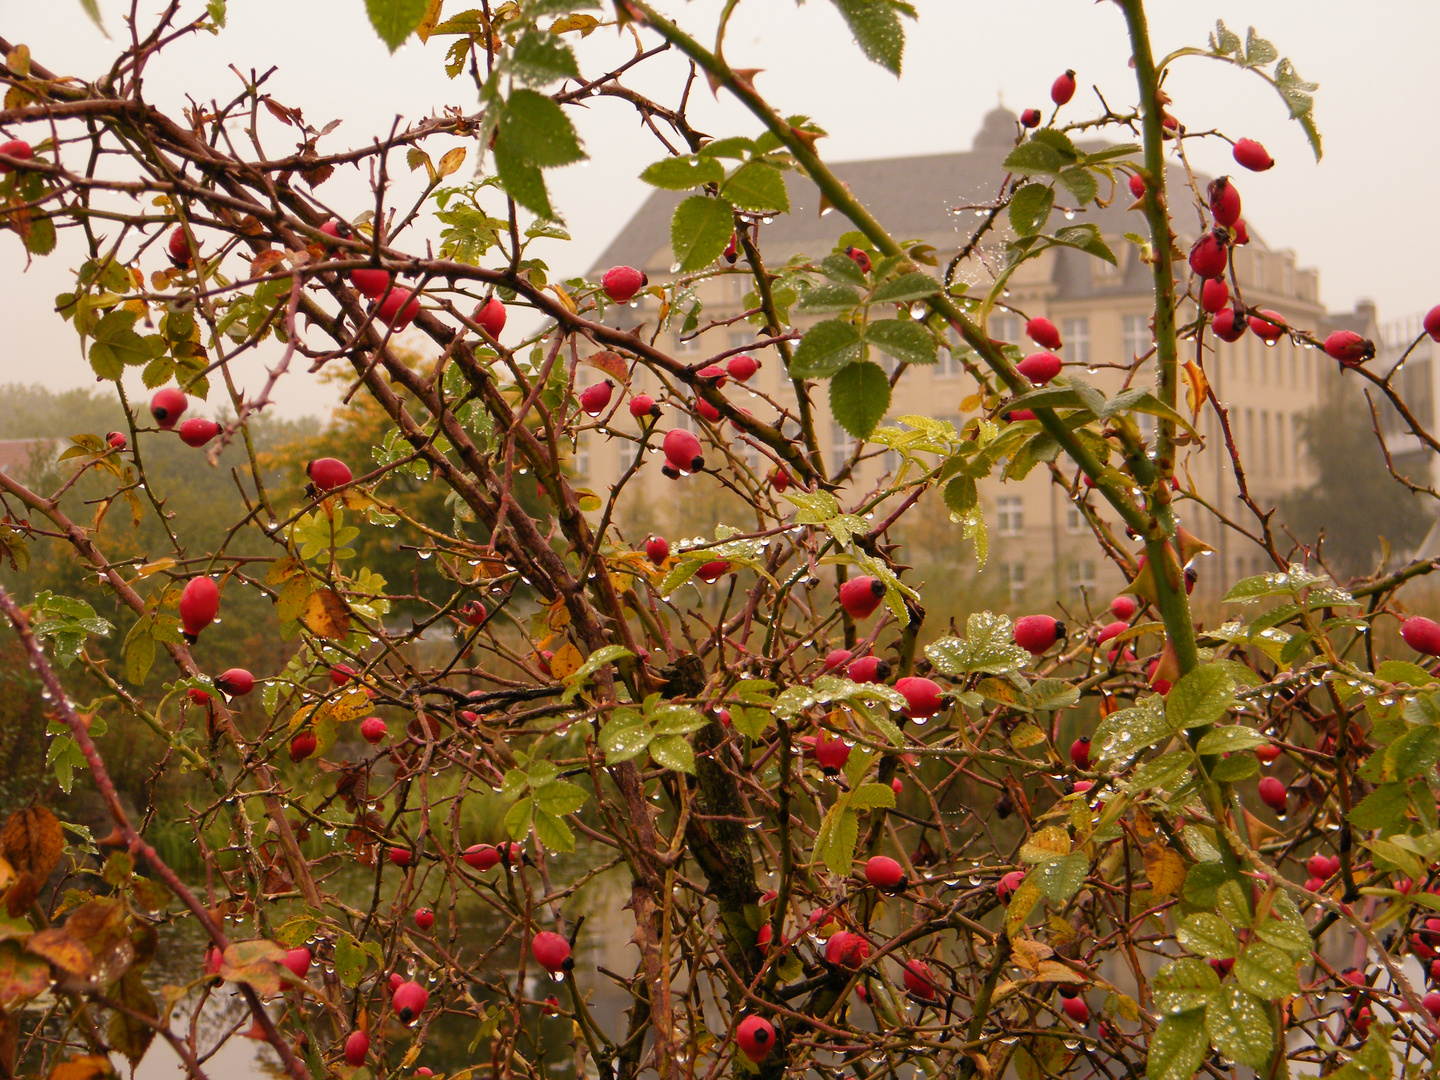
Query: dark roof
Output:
[[590, 107, 1231, 276]]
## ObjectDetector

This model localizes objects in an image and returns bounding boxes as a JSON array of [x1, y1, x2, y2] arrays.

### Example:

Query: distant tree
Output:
[[1281, 398, 1433, 574]]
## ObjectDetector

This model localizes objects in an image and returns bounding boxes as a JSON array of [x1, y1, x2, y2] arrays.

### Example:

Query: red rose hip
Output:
[[414, 907, 435, 930], [306, 457, 352, 492], [392, 981, 428, 1023], [360, 717, 387, 744], [736, 1016, 775, 1063], [178, 418, 221, 448], [1025, 317, 1061, 350], [1402, 616, 1440, 656], [661, 428, 704, 473], [0, 140, 32, 173], [1017, 351, 1061, 386], [179, 576, 219, 638], [895, 676, 944, 719], [579, 381, 613, 417], [375, 288, 421, 329], [1051, 69, 1077, 106], [628, 393, 660, 420], [1014, 614, 1064, 655], [1325, 331, 1373, 367], [344, 1031, 370, 1066], [1188, 229, 1230, 279], [477, 296, 507, 338], [1232, 138, 1274, 172], [1207, 177, 1241, 227], [1257, 776, 1287, 814], [532, 930, 572, 973], [602, 265, 648, 303], [289, 731, 316, 763], [216, 668, 254, 697], [644, 535, 670, 565], [839, 576, 886, 619], [150, 388, 188, 429], [864, 855, 907, 891]]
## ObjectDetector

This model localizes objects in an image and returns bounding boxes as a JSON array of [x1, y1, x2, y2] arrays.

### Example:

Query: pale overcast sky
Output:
[[0, 1, 1435, 420]]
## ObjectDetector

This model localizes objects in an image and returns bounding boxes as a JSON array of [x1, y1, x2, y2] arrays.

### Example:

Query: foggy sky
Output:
[[0, 0, 1434, 421]]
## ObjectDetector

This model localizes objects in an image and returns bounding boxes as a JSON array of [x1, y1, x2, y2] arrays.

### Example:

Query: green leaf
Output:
[[828, 0, 907, 75], [943, 474, 977, 518], [1347, 782, 1410, 831], [1057, 168, 1097, 206], [821, 251, 868, 286], [1129, 751, 1193, 792], [797, 283, 863, 314], [649, 734, 695, 774], [509, 32, 580, 86], [532, 808, 574, 852], [1051, 223, 1117, 265], [1206, 986, 1274, 1070], [24, 216, 56, 257], [820, 805, 859, 876], [77, 0, 106, 29], [1182, 861, 1231, 907], [1194, 725, 1265, 755], [493, 140, 553, 218], [206, 0, 226, 27], [1233, 943, 1300, 1001], [1004, 142, 1064, 175], [1254, 917, 1314, 959], [1211, 754, 1260, 782], [365, 0, 429, 52], [871, 272, 940, 305], [640, 155, 724, 191], [670, 195, 735, 272], [1092, 697, 1174, 766], [1176, 912, 1238, 959], [1152, 957, 1221, 1013], [697, 136, 757, 159], [829, 361, 891, 440], [498, 89, 584, 168], [1147, 1010, 1207, 1080], [89, 311, 150, 380], [1008, 183, 1053, 237], [867, 319, 937, 365], [1383, 725, 1440, 780], [123, 627, 155, 686], [334, 932, 373, 987], [790, 318, 864, 379], [925, 612, 1031, 676], [849, 782, 896, 811], [598, 715, 653, 763], [533, 779, 588, 816], [721, 161, 789, 212], [1033, 852, 1088, 901], [1378, 660, 1438, 687], [504, 796, 534, 841], [1166, 665, 1235, 729]]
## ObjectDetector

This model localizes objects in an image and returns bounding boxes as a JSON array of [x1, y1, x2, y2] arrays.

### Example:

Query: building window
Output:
[[999, 562, 1027, 602], [1276, 414, 1286, 475], [996, 496, 1024, 536], [992, 313, 1021, 345], [883, 448, 901, 475], [1062, 317, 1090, 369], [831, 423, 852, 466], [675, 333, 701, 355], [1065, 504, 1086, 534], [1121, 314, 1150, 362], [729, 331, 751, 350], [574, 441, 590, 479], [1067, 560, 1097, 599]]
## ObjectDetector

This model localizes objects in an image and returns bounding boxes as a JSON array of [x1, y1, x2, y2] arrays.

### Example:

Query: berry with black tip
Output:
[[697, 559, 731, 583], [896, 676, 944, 719], [216, 668, 255, 697], [167, 226, 195, 269], [1188, 229, 1230, 279], [847, 655, 890, 683], [106, 431, 127, 450], [376, 288, 421, 329], [864, 855, 907, 892], [727, 354, 759, 381], [344, 1031, 370, 1066], [289, 731, 316, 763], [838, 576, 885, 620], [532, 930, 573, 973], [997, 870, 1025, 902], [179, 576, 219, 639], [306, 457, 352, 492], [1025, 317, 1061, 350], [1018, 351, 1062, 385], [150, 388, 188, 429], [350, 268, 391, 299], [1325, 331, 1374, 367], [1232, 138, 1274, 172], [844, 246, 871, 273], [1257, 776, 1287, 814], [736, 1016, 775, 1063], [1062, 996, 1090, 1024], [1207, 176, 1241, 227], [1014, 614, 1064, 655], [179, 418, 220, 448], [1213, 306, 1247, 343], [0, 140, 32, 173], [459, 600, 485, 626], [1020, 108, 1041, 129], [813, 733, 851, 773], [1402, 616, 1440, 656], [628, 393, 661, 420], [1070, 736, 1090, 770], [602, 266, 648, 303], [392, 981, 429, 1023], [319, 219, 351, 243], [824, 930, 871, 968], [1201, 278, 1229, 314], [463, 844, 499, 870], [579, 381, 613, 417], [1051, 69, 1077, 106], [661, 428, 704, 473], [477, 296, 507, 338]]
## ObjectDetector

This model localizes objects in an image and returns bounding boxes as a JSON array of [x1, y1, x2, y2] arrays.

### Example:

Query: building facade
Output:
[[580, 108, 1347, 610]]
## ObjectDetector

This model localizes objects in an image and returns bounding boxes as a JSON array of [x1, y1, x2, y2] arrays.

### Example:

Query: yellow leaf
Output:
[[549, 642, 583, 681], [1009, 937, 1053, 972], [48, 1055, 115, 1080], [547, 283, 577, 315], [265, 556, 305, 586], [302, 588, 352, 639], [26, 929, 92, 976], [416, 0, 445, 41], [1009, 722, 1047, 750], [545, 599, 571, 632], [1035, 959, 1085, 984], [1019, 825, 1071, 862], [437, 146, 468, 178], [2, 808, 63, 884], [136, 558, 176, 578], [1182, 360, 1208, 420], [1132, 804, 1156, 839], [326, 687, 373, 726], [550, 13, 599, 35], [584, 350, 630, 384], [1143, 844, 1186, 898], [1005, 877, 1041, 938]]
